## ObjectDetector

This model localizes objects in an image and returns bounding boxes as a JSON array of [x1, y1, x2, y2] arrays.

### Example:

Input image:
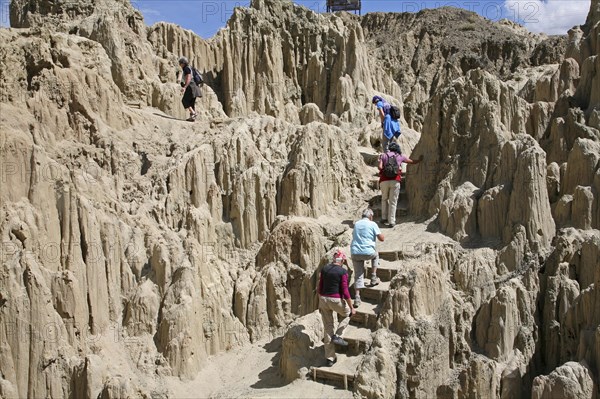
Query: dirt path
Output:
[[166, 337, 353, 398]]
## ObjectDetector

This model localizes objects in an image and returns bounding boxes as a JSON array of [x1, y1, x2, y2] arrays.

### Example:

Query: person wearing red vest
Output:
[[317, 249, 356, 366]]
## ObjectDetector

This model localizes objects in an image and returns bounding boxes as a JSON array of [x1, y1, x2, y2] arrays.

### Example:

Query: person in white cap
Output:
[[317, 249, 356, 367]]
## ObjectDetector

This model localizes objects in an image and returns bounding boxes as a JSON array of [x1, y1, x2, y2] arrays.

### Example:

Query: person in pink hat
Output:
[[317, 249, 356, 366]]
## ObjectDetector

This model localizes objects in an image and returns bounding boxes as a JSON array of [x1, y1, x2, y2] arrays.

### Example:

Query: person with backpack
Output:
[[317, 249, 356, 366], [178, 57, 203, 121], [379, 142, 423, 227], [350, 209, 385, 308], [372, 95, 401, 152]]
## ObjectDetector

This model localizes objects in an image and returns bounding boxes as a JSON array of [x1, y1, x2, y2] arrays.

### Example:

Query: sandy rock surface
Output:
[[1, 0, 599, 398]]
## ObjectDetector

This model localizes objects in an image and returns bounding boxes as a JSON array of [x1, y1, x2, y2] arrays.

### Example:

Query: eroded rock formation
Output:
[[361, 8, 567, 131], [1, 0, 599, 397], [353, 1, 600, 397]]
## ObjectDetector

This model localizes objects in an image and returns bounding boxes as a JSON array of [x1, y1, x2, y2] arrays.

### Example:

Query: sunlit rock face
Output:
[[1, 0, 599, 397]]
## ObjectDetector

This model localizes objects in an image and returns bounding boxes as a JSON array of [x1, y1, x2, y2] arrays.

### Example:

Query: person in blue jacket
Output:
[[372, 95, 400, 152]]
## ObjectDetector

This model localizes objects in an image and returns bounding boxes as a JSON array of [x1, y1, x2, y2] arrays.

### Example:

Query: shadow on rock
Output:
[[251, 337, 287, 389]]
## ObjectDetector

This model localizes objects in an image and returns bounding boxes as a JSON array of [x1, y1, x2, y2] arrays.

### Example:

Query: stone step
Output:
[[311, 353, 362, 390], [378, 250, 402, 262], [350, 299, 379, 329], [336, 325, 373, 355], [358, 280, 391, 302], [372, 206, 408, 220], [366, 262, 400, 282], [368, 191, 410, 221]]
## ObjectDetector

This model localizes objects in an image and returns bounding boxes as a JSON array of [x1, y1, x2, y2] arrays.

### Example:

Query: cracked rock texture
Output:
[[1, 0, 599, 397]]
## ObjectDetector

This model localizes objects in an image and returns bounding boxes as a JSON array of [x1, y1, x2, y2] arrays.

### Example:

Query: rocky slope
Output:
[[1, 0, 599, 398], [146, 0, 404, 126], [360, 7, 567, 131], [374, 0, 599, 397]]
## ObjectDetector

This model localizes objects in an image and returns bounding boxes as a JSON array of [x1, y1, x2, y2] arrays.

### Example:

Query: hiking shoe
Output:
[[186, 117, 195, 122], [383, 222, 394, 228], [370, 276, 380, 286], [326, 358, 337, 367], [332, 335, 348, 346], [353, 297, 362, 308], [380, 219, 387, 224]]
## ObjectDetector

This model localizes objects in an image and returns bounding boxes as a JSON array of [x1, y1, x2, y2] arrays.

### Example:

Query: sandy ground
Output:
[[166, 337, 353, 399]]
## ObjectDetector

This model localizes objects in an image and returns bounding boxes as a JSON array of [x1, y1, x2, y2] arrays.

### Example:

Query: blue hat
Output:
[[372, 95, 383, 104]]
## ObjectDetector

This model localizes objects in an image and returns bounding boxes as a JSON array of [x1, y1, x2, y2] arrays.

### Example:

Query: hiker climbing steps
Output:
[[310, 141, 420, 390], [361, 147, 410, 220], [311, 250, 402, 389]]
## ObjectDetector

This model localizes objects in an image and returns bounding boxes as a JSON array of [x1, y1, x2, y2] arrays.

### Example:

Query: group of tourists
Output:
[[316, 95, 424, 366], [174, 61, 417, 366], [316, 209, 383, 366]]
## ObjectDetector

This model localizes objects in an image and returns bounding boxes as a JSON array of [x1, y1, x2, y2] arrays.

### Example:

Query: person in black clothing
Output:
[[317, 249, 356, 366], [178, 57, 202, 121]]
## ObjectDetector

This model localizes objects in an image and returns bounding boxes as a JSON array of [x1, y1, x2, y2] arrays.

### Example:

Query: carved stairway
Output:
[[310, 254, 401, 390], [310, 147, 406, 390]]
